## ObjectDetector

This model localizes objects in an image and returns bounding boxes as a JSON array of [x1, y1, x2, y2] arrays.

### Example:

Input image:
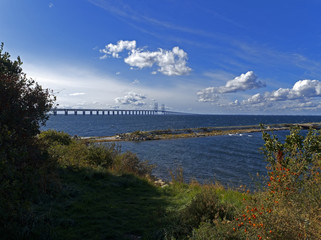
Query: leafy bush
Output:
[[184, 186, 236, 228], [232, 128, 321, 239], [164, 184, 240, 239], [39, 130, 155, 180], [112, 151, 154, 178], [0, 43, 55, 239], [38, 129, 72, 146]]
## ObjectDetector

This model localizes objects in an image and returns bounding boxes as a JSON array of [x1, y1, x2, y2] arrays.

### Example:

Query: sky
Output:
[[1, 0, 321, 114]]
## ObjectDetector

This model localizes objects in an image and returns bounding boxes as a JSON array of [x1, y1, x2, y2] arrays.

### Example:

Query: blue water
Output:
[[43, 114, 321, 188], [43, 114, 321, 137]]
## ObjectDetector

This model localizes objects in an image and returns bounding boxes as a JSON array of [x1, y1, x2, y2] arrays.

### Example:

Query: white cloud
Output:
[[100, 41, 191, 76], [222, 71, 265, 93], [243, 79, 321, 105], [197, 87, 220, 102], [100, 40, 136, 59], [69, 92, 86, 96], [197, 71, 265, 102], [49, 2, 54, 8], [114, 92, 147, 106]]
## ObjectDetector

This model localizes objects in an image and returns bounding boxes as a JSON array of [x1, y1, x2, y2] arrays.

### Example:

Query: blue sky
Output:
[[1, 0, 321, 114]]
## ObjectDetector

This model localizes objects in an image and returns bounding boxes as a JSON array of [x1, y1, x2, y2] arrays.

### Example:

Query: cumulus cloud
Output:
[[243, 79, 321, 105], [197, 71, 264, 102], [100, 40, 136, 59], [100, 40, 191, 76], [114, 92, 146, 106], [197, 87, 220, 102]]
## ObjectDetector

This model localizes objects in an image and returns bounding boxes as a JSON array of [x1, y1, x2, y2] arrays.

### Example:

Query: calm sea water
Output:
[[43, 114, 321, 188]]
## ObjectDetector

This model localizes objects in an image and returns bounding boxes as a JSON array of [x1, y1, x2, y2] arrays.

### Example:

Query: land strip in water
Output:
[[82, 122, 321, 143]]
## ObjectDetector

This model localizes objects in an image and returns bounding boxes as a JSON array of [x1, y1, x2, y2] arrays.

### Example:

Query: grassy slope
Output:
[[33, 129, 321, 239], [35, 167, 209, 240], [37, 169, 164, 239]]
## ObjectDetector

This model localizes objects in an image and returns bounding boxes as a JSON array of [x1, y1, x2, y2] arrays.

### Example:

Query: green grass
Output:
[[35, 168, 169, 240], [34, 166, 244, 240]]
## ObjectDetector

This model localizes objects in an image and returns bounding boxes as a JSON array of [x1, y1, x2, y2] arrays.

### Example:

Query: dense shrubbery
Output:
[[0, 43, 55, 239], [229, 128, 321, 240], [38, 130, 154, 178]]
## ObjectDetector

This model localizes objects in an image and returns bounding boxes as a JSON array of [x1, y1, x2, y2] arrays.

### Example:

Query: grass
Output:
[[36, 168, 167, 239], [34, 167, 210, 239], [33, 166, 243, 239], [18, 129, 321, 239]]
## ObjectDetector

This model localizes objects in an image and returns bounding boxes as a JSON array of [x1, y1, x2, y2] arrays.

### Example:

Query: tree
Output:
[[0, 43, 56, 239]]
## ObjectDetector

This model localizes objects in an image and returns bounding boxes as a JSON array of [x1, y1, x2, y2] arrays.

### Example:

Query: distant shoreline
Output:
[[82, 122, 321, 143]]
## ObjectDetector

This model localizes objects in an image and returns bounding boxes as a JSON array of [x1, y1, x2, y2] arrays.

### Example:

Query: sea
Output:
[[42, 114, 321, 189]]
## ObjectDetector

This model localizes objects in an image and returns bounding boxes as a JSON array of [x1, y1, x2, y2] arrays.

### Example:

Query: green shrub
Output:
[[232, 128, 321, 240], [183, 186, 236, 228], [87, 144, 118, 169], [112, 151, 154, 178], [165, 184, 239, 239], [38, 129, 72, 146], [41, 130, 155, 179], [0, 43, 55, 239]]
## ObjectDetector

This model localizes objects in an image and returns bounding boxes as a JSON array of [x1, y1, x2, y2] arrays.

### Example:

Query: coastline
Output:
[[82, 122, 321, 143]]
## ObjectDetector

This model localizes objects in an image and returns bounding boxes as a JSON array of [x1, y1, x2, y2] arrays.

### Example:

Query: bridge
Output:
[[51, 108, 171, 116]]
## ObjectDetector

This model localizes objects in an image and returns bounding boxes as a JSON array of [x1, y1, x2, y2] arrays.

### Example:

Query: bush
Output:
[[184, 185, 236, 228], [0, 43, 55, 239], [38, 129, 72, 146], [232, 128, 321, 239], [165, 184, 239, 239], [112, 151, 154, 178], [40, 130, 155, 179]]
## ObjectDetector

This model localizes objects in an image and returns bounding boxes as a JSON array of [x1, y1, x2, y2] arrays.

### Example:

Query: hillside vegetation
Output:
[[2, 128, 321, 239], [1, 43, 320, 239]]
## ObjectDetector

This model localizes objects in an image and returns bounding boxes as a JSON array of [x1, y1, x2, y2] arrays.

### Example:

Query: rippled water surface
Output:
[[43, 114, 321, 188]]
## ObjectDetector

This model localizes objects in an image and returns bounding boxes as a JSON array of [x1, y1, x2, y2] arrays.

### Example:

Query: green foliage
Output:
[[112, 151, 154, 177], [38, 129, 72, 146], [39, 130, 154, 179], [183, 185, 235, 226], [231, 128, 321, 240], [0, 42, 23, 76], [0, 43, 56, 239], [163, 184, 242, 240]]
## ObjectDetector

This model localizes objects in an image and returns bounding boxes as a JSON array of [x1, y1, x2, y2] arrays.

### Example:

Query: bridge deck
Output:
[[51, 108, 167, 115]]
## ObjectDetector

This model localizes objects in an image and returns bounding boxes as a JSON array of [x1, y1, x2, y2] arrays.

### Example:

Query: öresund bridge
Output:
[[51, 108, 186, 116]]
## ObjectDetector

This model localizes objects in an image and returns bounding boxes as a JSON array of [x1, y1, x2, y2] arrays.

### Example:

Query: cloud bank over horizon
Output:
[[100, 40, 191, 76], [243, 79, 321, 105]]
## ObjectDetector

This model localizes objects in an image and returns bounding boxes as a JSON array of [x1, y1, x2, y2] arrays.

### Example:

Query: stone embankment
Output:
[[83, 122, 321, 143]]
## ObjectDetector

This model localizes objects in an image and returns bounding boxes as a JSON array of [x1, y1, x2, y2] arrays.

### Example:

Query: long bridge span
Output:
[[51, 108, 185, 116]]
